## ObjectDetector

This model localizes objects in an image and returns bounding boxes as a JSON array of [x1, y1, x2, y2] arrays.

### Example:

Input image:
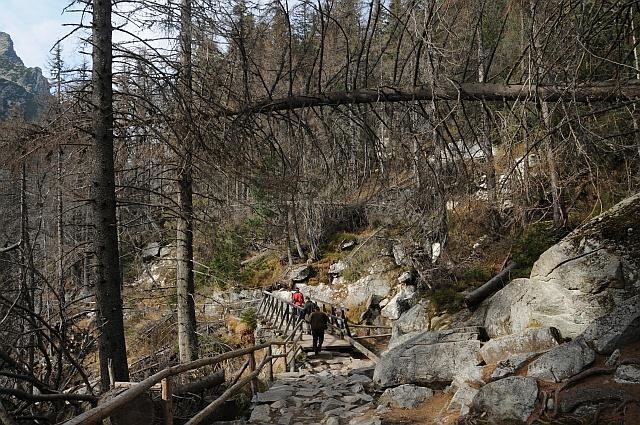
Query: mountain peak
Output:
[[0, 32, 25, 67]]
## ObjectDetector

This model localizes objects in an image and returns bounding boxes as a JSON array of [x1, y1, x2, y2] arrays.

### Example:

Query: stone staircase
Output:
[[247, 352, 383, 425]]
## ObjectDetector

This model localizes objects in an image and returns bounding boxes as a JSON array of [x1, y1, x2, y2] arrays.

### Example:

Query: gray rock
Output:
[[296, 388, 320, 397], [348, 417, 381, 425], [253, 388, 293, 403], [392, 243, 407, 266], [490, 352, 539, 381], [397, 271, 414, 284], [381, 285, 417, 320], [374, 329, 483, 388], [605, 349, 621, 366], [390, 300, 431, 344], [348, 374, 372, 386], [290, 265, 312, 282], [557, 387, 628, 414], [141, 242, 162, 262], [270, 400, 287, 409], [581, 295, 640, 354], [614, 364, 640, 384], [343, 275, 393, 307], [472, 376, 538, 423], [528, 338, 595, 382], [249, 405, 271, 423], [379, 384, 433, 409], [447, 383, 478, 416], [341, 240, 357, 251], [480, 327, 561, 364], [329, 261, 347, 276], [476, 193, 640, 340], [277, 413, 293, 425], [324, 417, 340, 425], [320, 399, 343, 413]]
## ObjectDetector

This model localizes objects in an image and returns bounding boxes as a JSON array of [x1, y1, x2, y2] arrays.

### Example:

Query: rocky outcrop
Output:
[[289, 265, 312, 282], [380, 285, 416, 320], [489, 352, 539, 381], [390, 300, 431, 341], [479, 327, 561, 364], [614, 364, 640, 384], [471, 377, 538, 423], [527, 338, 595, 383], [343, 275, 393, 307], [475, 193, 640, 339], [0, 32, 49, 119], [581, 294, 640, 354], [373, 328, 483, 388]]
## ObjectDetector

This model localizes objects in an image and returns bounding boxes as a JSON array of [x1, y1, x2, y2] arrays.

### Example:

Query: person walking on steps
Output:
[[309, 306, 329, 355], [300, 300, 316, 333], [292, 287, 305, 307]]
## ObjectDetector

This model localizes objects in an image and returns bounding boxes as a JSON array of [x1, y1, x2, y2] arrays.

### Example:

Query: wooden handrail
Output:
[[64, 343, 271, 425], [185, 354, 272, 425]]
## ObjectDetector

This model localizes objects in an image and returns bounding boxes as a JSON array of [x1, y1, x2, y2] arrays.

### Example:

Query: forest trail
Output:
[[247, 351, 381, 425]]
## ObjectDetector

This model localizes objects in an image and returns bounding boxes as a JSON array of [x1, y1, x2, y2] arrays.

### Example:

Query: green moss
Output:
[[430, 287, 464, 311], [511, 222, 570, 279]]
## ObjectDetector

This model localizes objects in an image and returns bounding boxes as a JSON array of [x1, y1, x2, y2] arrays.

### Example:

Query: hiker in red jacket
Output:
[[292, 287, 305, 307]]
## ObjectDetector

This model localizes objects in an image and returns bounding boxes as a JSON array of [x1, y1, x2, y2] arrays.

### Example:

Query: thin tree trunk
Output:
[[290, 195, 305, 260], [91, 0, 129, 390], [176, 0, 198, 363], [529, 0, 566, 228], [476, 3, 500, 231]]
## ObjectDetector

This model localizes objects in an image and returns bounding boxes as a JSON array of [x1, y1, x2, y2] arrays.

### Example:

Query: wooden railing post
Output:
[[248, 352, 258, 395], [161, 377, 173, 425], [341, 309, 351, 337], [267, 345, 274, 382]]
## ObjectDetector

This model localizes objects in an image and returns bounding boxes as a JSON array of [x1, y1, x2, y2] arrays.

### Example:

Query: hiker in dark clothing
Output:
[[309, 307, 329, 354], [300, 300, 316, 333]]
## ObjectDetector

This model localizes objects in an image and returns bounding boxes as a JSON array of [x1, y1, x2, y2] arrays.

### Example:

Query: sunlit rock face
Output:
[[0, 32, 50, 119]]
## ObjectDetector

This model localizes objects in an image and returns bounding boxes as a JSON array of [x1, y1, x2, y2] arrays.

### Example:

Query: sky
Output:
[[0, 0, 81, 73]]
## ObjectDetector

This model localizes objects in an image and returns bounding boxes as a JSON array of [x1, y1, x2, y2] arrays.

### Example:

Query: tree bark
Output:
[[176, 0, 198, 363], [91, 0, 129, 390], [231, 82, 640, 115], [463, 262, 518, 308]]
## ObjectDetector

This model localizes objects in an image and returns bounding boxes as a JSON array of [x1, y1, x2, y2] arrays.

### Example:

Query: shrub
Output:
[[239, 307, 258, 332]]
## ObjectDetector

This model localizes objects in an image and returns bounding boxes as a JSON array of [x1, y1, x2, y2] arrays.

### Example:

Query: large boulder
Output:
[[581, 294, 640, 354], [471, 377, 538, 423], [289, 265, 312, 282], [527, 338, 595, 382], [343, 274, 393, 307], [374, 328, 483, 388], [379, 384, 433, 409], [475, 193, 640, 339], [390, 300, 431, 342], [479, 327, 561, 364], [380, 285, 417, 320]]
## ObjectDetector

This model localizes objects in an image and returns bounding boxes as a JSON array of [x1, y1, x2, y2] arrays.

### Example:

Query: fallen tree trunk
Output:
[[173, 370, 225, 395], [463, 262, 518, 308], [230, 82, 640, 115]]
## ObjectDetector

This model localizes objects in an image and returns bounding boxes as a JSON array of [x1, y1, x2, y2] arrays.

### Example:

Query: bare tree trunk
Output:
[[476, 3, 500, 231], [290, 195, 305, 260], [284, 205, 294, 267], [91, 0, 129, 390], [176, 0, 198, 363], [529, 0, 567, 228]]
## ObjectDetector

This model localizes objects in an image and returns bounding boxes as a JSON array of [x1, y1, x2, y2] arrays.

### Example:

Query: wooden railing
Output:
[[65, 308, 306, 425], [258, 291, 390, 362], [64, 291, 390, 425]]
